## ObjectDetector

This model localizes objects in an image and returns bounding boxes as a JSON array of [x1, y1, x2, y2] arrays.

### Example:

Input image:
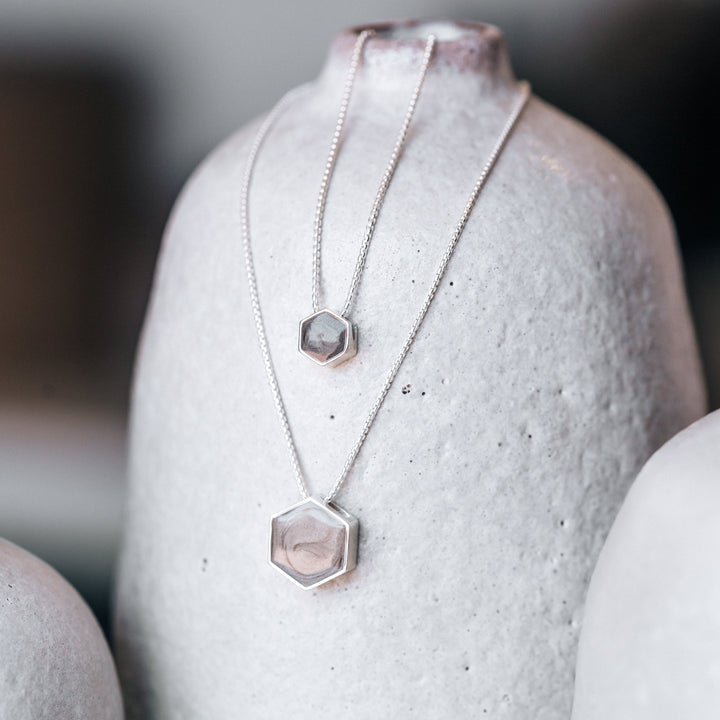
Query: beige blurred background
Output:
[[1, 0, 718, 633]]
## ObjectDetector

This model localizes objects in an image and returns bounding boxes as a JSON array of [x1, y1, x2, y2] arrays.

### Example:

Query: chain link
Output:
[[241, 84, 315, 499], [241, 48, 531, 504], [311, 29, 372, 313], [312, 31, 437, 317]]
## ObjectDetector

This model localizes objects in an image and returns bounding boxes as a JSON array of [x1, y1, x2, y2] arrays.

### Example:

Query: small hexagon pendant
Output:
[[269, 497, 359, 589], [298, 308, 357, 367]]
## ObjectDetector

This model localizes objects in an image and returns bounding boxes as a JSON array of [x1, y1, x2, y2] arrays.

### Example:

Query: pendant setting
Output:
[[269, 496, 359, 589], [298, 308, 357, 367]]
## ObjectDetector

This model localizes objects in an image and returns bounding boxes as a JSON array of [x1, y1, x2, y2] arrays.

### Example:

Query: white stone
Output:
[[571, 409, 720, 720], [0, 539, 123, 720], [114, 21, 705, 720]]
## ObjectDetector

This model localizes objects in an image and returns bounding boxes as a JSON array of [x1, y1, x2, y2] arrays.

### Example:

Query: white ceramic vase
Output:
[[114, 20, 705, 719]]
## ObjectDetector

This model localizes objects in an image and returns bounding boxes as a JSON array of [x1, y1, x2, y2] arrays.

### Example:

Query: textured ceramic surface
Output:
[[572, 409, 720, 720], [0, 539, 123, 720], [115, 20, 705, 720]]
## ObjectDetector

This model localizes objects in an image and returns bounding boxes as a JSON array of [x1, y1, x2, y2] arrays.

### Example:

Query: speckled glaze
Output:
[[114, 20, 705, 720], [0, 539, 123, 720]]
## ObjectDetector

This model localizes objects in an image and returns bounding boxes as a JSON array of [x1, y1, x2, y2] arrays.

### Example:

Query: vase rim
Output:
[[328, 20, 515, 78]]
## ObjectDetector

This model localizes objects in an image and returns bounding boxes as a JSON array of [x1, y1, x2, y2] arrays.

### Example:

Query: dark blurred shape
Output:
[[0, 55, 149, 634], [1, 62, 113, 380], [0, 53, 163, 408]]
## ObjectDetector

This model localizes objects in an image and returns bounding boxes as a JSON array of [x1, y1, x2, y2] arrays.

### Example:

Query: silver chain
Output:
[[241, 55, 531, 504], [312, 30, 437, 318]]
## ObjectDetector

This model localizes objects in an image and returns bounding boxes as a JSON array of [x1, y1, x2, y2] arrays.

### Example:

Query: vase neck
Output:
[[316, 21, 518, 99]]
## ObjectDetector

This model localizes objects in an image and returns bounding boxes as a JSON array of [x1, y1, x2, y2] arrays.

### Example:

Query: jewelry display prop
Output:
[[571, 409, 720, 719], [114, 21, 705, 720], [299, 30, 435, 367], [241, 45, 531, 588], [0, 539, 123, 720]]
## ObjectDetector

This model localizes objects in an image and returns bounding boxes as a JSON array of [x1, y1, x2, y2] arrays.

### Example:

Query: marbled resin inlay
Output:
[[270, 498, 357, 588], [298, 309, 356, 366]]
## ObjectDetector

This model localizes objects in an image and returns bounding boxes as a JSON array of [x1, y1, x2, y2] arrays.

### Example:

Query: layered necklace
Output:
[[241, 31, 531, 589]]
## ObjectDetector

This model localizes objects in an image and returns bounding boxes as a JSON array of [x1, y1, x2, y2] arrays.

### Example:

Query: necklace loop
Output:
[[243, 71, 531, 588], [311, 29, 374, 315], [241, 78, 531, 506], [302, 32, 437, 368]]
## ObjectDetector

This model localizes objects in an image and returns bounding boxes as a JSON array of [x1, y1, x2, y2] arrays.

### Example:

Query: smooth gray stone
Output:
[[0, 539, 123, 720], [299, 309, 348, 364]]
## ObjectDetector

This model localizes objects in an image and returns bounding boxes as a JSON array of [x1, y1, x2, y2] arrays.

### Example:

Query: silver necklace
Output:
[[241, 58, 531, 589], [299, 30, 436, 367]]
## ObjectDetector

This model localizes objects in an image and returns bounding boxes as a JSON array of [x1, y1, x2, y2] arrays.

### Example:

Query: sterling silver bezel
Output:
[[298, 308, 358, 367], [269, 496, 359, 590]]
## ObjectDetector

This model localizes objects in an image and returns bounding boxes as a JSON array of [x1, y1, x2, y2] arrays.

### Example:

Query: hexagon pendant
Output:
[[298, 308, 357, 367], [269, 497, 359, 589]]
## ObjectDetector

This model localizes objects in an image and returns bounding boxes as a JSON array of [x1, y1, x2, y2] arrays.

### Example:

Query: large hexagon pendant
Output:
[[269, 497, 359, 589], [298, 308, 357, 367]]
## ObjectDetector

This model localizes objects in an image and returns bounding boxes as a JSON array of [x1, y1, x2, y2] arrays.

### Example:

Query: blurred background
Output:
[[0, 0, 718, 635]]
